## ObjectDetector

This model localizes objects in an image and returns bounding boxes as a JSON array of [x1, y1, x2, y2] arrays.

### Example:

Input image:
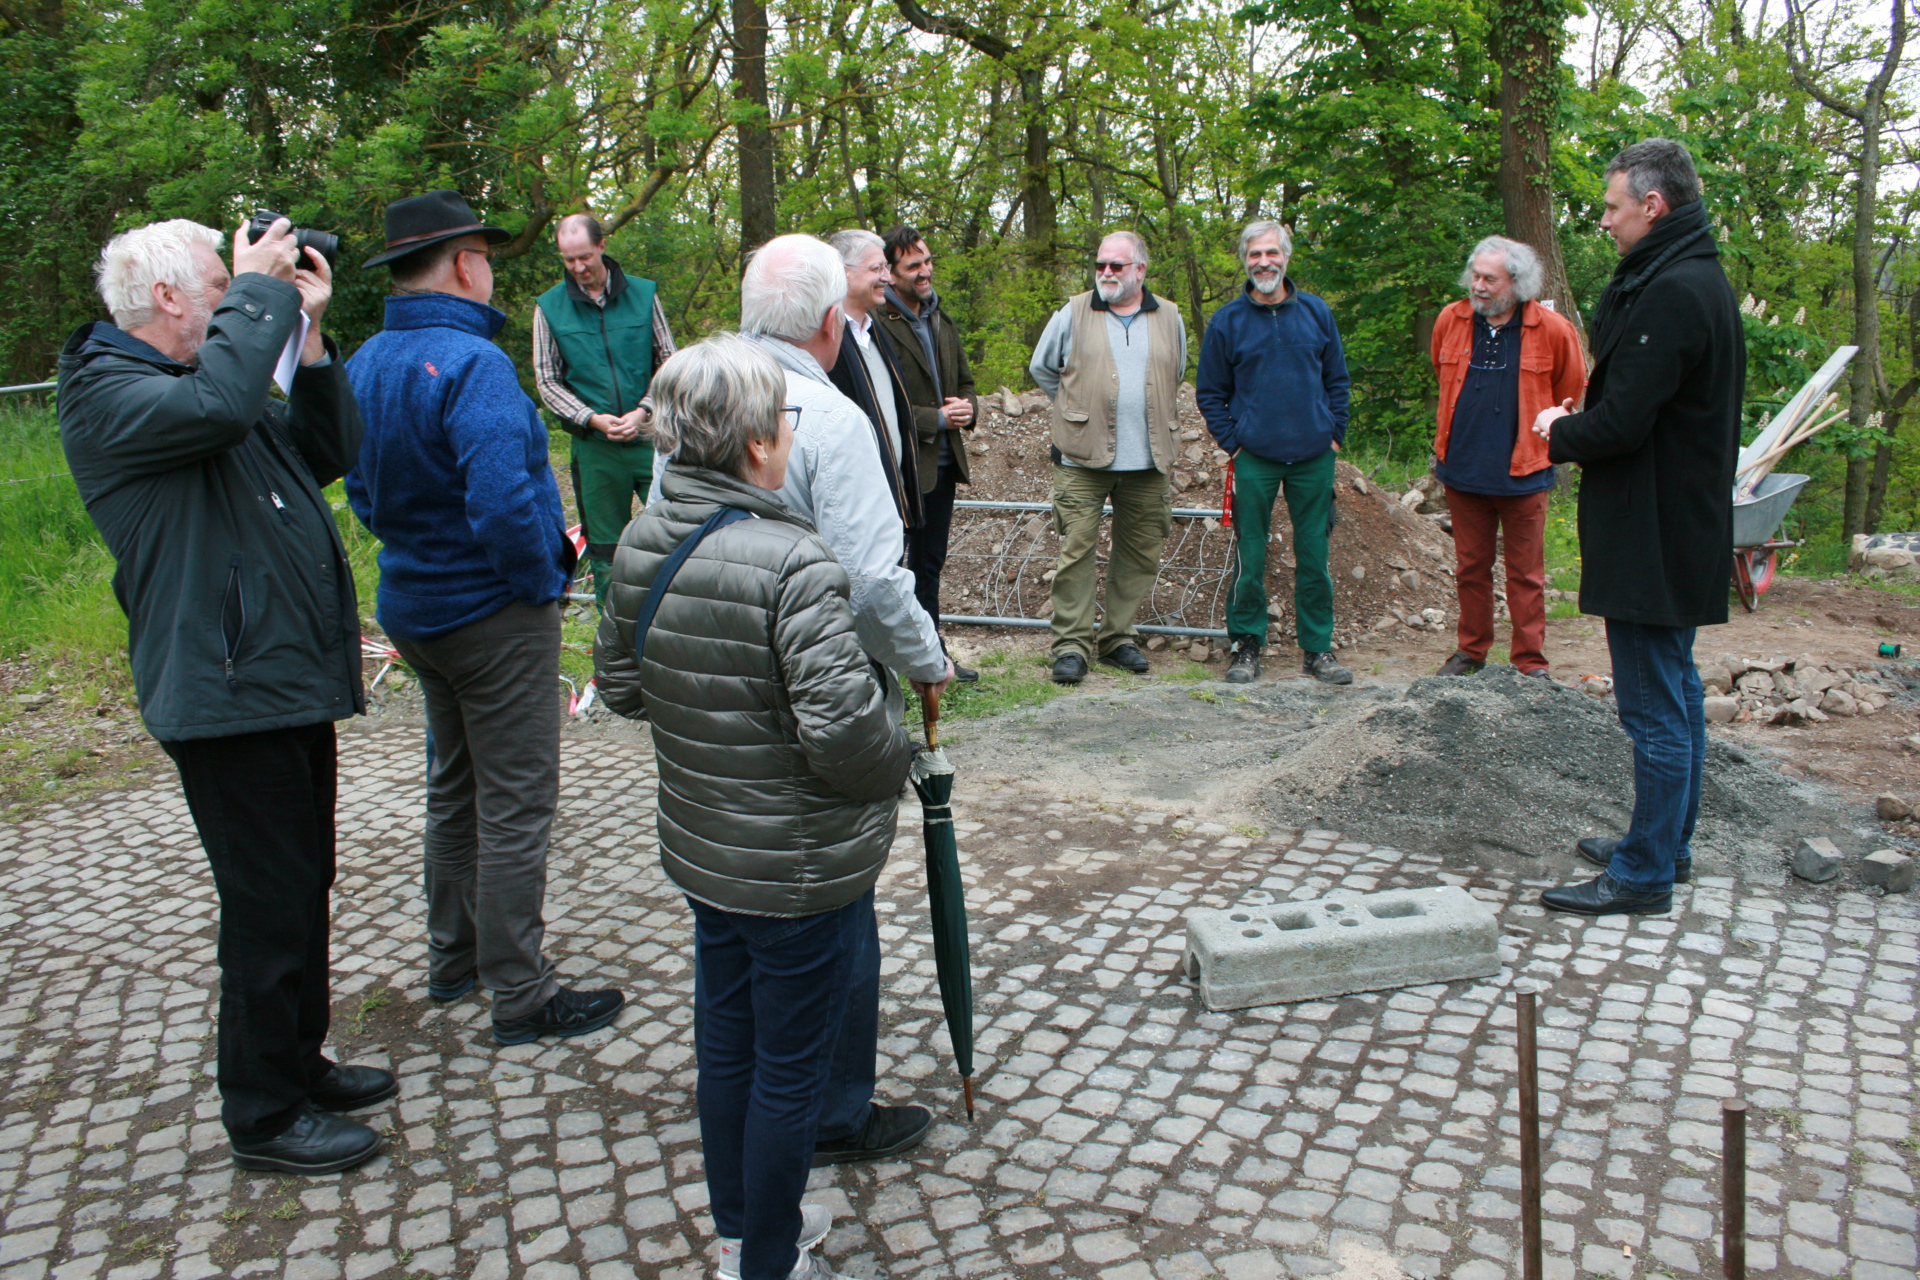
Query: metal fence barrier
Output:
[[940, 499, 1240, 639]]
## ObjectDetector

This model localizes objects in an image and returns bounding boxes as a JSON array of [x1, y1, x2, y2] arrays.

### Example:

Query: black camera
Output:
[[245, 209, 340, 271]]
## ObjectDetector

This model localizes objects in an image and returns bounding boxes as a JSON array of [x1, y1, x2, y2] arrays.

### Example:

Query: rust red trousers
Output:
[[1444, 486, 1550, 674]]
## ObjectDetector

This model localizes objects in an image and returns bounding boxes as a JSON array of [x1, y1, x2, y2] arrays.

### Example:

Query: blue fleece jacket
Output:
[[1196, 282, 1351, 465], [344, 294, 570, 642]]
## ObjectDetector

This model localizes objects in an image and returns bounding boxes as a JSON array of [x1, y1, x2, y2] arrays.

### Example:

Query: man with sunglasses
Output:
[[346, 191, 626, 1047], [1428, 236, 1585, 680], [1029, 230, 1186, 685]]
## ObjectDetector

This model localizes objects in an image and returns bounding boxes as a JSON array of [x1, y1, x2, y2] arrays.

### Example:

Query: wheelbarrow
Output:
[[1731, 472, 1808, 611]]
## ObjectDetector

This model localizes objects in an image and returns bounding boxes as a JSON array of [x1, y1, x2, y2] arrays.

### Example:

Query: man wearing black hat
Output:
[[345, 191, 626, 1045]]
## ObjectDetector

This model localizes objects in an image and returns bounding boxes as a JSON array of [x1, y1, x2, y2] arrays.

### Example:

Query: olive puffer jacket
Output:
[[594, 465, 913, 916]]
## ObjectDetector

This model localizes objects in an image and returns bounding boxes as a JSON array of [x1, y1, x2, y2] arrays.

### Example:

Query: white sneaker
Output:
[[716, 1203, 833, 1280], [784, 1253, 847, 1280]]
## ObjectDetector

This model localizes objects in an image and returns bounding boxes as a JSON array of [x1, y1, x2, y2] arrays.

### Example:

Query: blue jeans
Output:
[[815, 899, 878, 1142], [692, 890, 871, 1280], [1604, 619, 1704, 892]]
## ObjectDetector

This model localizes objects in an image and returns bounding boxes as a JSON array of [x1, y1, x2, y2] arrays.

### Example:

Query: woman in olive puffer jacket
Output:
[[593, 333, 911, 1280]]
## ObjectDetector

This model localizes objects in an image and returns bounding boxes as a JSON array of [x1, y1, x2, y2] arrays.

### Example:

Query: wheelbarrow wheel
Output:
[[1732, 548, 1775, 612]]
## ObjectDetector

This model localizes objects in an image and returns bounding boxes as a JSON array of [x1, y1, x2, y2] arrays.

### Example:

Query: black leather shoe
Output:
[[1540, 872, 1671, 916], [493, 987, 625, 1046], [1304, 651, 1353, 685], [952, 664, 979, 684], [231, 1106, 384, 1175], [1521, 667, 1551, 680], [1436, 651, 1484, 677], [311, 1065, 399, 1113], [1577, 836, 1691, 884], [1100, 643, 1151, 675], [812, 1103, 934, 1167], [1051, 653, 1087, 685], [428, 973, 474, 1001]]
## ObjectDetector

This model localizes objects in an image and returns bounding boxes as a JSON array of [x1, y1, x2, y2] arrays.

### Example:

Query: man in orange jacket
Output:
[[1428, 236, 1586, 678]]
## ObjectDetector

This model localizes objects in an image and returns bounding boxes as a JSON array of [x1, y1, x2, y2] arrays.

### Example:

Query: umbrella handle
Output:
[[923, 686, 940, 752]]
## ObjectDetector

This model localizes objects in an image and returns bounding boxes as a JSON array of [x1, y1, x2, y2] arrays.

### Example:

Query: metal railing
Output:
[[1, 382, 56, 396]]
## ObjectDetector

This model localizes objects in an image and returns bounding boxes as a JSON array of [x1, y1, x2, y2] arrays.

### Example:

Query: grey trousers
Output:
[[394, 601, 562, 1021]]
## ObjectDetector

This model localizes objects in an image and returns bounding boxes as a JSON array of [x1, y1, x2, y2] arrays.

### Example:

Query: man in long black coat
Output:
[[1532, 138, 1745, 915]]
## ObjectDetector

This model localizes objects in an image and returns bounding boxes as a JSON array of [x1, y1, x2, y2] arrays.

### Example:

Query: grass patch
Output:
[[0, 401, 131, 688], [903, 648, 1069, 726]]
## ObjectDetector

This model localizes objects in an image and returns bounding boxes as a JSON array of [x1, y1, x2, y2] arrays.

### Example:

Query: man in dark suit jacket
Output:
[[876, 225, 981, 682], [1533, 138, 1745, 917], [826, 229, 921, 536]]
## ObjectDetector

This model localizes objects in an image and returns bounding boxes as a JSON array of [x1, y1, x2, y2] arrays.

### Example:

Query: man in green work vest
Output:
[[533, 213, 678, 609]]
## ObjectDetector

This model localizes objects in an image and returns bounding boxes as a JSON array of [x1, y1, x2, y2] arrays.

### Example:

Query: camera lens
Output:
[[296, 229, 340, 271]]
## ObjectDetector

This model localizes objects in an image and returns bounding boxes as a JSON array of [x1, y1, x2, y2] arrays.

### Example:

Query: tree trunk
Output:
[[1491, 0, 1587, 350], [1844, 93, 1883, 537], [1017, 67, 1056, 275], [731, 0, 776, 252]]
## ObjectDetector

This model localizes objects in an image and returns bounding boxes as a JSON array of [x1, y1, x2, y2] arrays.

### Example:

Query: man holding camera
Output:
[[57, 215, 390, 1175], [533, 212, 678, 611]]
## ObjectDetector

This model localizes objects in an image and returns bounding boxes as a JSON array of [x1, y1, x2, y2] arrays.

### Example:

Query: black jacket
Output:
[[1548, 201, 1745, 628], [56, 275, 366, 741], [826, 321, 922, 529]]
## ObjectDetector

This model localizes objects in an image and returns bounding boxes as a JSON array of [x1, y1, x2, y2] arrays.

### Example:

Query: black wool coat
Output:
[[1549, 201, 1746, 629]]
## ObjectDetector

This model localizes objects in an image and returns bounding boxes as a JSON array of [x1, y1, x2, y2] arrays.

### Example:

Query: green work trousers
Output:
[[1049, 464, 1172, 660], [1228, 447, 1335, 653], [570, 433, 655, 611]]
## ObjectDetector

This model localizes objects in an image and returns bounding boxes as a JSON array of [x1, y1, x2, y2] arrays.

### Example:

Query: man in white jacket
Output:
[[656, 234, 951, 1173]]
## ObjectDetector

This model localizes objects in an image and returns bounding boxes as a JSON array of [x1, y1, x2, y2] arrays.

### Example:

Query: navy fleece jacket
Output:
[[345, 293, 571, 642], [1196, 282, 1351, 465]]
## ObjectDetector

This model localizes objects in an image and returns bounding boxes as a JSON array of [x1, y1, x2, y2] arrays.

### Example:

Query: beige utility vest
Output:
[[1049, 291, 1184, 470]]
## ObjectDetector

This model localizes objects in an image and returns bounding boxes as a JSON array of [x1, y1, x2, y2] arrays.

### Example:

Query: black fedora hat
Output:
[[362, 189, 511, 269]]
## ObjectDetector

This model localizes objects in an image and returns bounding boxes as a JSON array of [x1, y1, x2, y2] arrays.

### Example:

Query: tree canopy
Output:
[[3, 0, 1916, 537]]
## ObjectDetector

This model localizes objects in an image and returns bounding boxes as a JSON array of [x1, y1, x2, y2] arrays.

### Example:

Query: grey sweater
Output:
[[1029, 302, 1185, 472]]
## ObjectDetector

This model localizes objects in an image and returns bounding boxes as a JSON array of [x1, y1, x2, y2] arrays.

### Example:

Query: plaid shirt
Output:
[[531, 288, 678, 427]]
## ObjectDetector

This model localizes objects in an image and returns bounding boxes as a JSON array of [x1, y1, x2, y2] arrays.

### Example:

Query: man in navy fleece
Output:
[[1197, 220, 1353, 687], [345, 190, 625, 1046]]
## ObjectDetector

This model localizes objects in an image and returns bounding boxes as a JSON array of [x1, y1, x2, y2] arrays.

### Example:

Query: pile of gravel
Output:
[[1255, 665, 1868, 874]]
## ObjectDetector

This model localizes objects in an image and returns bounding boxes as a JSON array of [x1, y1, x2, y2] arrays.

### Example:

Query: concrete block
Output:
[[1183, 886, 1500, 1011], [1792, 837, 1842, 884], [1862, 850, 1914, 894]]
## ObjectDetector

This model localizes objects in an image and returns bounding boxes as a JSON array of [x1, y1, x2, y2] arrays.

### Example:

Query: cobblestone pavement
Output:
[[0, 719, 1916, 1280]]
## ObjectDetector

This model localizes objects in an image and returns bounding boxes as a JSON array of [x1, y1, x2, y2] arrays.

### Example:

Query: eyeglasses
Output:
[[457, 246, 494, 266], [1094, 260, 1139, 274], [1468, 322, 1510, 371], [779, 406, 802, 431]]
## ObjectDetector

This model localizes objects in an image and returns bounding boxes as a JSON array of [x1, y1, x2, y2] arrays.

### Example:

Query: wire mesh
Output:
[[941, 500, 1242, 631]]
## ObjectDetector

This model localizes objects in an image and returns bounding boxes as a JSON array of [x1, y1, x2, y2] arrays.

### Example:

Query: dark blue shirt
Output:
[[1435, 312, 1554, 497]]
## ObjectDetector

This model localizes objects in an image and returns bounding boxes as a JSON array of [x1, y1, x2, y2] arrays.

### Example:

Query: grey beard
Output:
[[1249, 271, 1284, 296], [1470, 293, 1516, 318]]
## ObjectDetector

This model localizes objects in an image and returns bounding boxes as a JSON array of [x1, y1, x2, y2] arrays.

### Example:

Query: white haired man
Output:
[[1029, 230, 1186, 684], [651, 232, 950, 1167], [822, 228, 920, 535], [56, 217, 393, 1174], [1196, 220, 1351, 685], [1429, 236, 1586, 679]]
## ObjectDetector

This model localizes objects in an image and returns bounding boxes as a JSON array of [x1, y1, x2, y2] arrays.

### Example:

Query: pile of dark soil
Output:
[[1257, 665, 1868, 873]]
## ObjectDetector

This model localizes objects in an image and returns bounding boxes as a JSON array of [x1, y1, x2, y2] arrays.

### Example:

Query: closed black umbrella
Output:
[[910, 692, 976, 1120]]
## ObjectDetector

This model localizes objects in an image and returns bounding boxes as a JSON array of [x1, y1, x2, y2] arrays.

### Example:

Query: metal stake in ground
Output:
[[1722, 1099, 1747, 1280], [1517, 991, 1543, 1280]]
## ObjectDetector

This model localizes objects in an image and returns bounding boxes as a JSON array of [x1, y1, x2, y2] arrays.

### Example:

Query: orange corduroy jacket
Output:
[[1430, 298, 1587, 477]]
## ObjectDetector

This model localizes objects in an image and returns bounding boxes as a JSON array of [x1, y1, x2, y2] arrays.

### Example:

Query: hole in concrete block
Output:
[[1229, 913, 1251, 922], [1242, 929, 1263, 938], [1365, 900, 1425, 920], [1184, 952, 1199, 981], [1339, 918, 1359, 927], [1325, 903, 1345, 913], [1273, 912, 1313, 931]]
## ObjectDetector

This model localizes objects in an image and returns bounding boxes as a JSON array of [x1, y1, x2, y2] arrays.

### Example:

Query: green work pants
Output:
[[570, 433, 655, 611], [1228, 448, 1335, 653], [1049, 464, 1172, 660]]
